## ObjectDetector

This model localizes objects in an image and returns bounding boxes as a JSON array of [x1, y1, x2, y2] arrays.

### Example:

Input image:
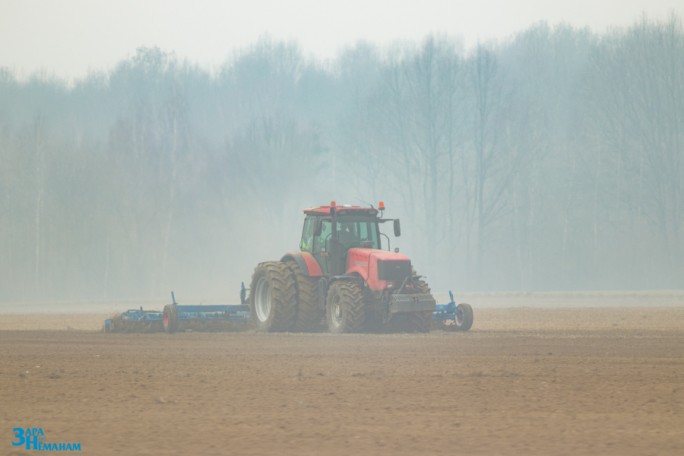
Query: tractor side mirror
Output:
[[393, 219, 401, 237], [313, 219, 322, 236]]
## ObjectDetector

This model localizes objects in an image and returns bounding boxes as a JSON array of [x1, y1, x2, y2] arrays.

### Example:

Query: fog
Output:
[[1, 16, 683, 303]]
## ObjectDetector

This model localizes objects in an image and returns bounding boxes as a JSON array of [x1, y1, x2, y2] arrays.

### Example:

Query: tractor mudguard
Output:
[[281, 252, 323, 277]]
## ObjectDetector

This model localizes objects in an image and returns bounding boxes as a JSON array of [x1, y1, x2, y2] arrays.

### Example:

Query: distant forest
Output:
[[1, 16, 683, 301]]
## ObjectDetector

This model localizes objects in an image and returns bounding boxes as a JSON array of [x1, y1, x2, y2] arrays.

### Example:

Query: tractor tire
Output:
[[453, 303, 474, 331], [163, 304, 178, 333], [326, 281, 366, 333], [407, 311, 434, 333], [284, 260, 323, 332], [249, 261, 297, 332], [402, 278, 434, 333]]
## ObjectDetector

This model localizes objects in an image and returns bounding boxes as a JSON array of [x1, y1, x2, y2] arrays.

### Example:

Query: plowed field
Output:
[[1, 304, 683, 455]]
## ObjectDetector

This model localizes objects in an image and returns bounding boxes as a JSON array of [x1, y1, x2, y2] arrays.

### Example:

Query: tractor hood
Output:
[[346, 248, 412, 291]]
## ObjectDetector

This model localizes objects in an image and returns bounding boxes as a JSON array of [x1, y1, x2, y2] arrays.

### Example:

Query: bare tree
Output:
[[583, 15, 684, 285]]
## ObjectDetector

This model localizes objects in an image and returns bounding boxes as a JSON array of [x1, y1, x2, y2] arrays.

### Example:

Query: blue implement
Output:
[[103, 289, 252, 333], [103, 307, 163, 332], [432, 291, 474, 331]]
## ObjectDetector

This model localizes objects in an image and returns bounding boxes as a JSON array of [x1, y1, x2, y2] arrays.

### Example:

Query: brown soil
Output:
[[1, 306, 683, 455]]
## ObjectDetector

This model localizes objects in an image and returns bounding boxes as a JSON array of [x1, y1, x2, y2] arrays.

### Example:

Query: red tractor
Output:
[[249, 201, 437, 332]]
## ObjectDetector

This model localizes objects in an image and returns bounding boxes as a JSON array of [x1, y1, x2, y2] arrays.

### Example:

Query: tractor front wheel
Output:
[[326, 281, 365, 333], [407, 311, 433, 333], [403, 278, 433, 333]]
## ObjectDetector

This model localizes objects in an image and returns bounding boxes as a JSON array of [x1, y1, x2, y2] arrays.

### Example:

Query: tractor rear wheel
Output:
[[249, 261, 297, 332], [284, 260, 323, 332], [163, 304, 178, 333], [326, 281, 365, 333]]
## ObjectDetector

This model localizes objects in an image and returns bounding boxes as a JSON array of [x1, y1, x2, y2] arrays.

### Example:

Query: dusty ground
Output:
[[1, 299, 683, 455]]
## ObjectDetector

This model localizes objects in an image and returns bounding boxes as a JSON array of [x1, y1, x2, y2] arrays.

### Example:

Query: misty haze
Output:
[[2, 6, 684, 456], [1, 16, 683, 304]]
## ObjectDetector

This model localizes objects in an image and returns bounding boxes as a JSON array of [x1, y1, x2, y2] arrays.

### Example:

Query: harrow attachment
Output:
[[161, 292, 250, 333], [103, 308, 163, 333], [103, 288, 251, 333]]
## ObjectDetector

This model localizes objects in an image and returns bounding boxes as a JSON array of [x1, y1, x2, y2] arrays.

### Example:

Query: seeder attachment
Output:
[[161, 291, 250, 333]]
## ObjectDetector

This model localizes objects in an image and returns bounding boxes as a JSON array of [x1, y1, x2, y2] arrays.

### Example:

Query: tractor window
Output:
[[358, 221, 380, 248], [312, 219, 332, 254], [337, 222, 358, 248], [300, 217, 314, 252], [337, 218, 380, 250], [359, 222, 380, 249]]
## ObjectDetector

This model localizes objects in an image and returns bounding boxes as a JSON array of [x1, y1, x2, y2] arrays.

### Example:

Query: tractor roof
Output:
[[304, 204, 379, 216]]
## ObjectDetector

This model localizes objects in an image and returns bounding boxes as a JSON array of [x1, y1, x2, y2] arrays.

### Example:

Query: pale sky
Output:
[[0, 0, 682, 81]]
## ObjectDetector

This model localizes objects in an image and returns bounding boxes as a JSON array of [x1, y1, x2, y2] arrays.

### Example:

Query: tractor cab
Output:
[[300, 202, 399, 276]]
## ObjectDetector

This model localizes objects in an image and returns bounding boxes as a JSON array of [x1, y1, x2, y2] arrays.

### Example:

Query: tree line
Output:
[[1, 15, 682, 302]]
